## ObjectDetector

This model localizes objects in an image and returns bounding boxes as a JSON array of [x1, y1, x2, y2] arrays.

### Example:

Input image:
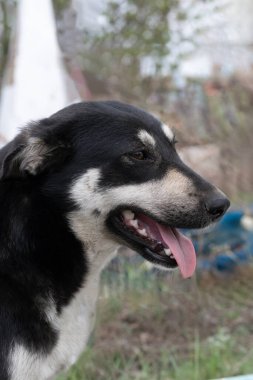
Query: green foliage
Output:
[[103, 0, 176, 59], [82, 0, 182, 98]]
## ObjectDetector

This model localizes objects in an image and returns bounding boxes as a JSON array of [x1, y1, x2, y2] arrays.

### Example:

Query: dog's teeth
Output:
[[164, 248, 171, 255], [122, 210, 135, 220], [138, 228, 147, 237], [129, 219, 138, 229], [165, 249, 175, 259]]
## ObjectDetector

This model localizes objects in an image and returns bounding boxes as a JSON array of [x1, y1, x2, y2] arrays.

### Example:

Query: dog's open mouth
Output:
[[108, 209, 196, 278]]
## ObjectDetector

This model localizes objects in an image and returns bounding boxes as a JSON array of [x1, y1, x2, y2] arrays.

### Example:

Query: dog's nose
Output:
[[205, 195, 230, 220]]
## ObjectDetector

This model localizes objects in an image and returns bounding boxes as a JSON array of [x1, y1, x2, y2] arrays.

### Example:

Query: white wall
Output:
[[181, 0, 253, 78]]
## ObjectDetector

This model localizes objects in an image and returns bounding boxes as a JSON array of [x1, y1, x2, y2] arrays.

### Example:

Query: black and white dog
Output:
[[0, 101, 229, 379]]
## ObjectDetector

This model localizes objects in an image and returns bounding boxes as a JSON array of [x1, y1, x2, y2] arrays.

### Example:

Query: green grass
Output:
[[57, 339, 253, 380], [57, 261, 253, 380]]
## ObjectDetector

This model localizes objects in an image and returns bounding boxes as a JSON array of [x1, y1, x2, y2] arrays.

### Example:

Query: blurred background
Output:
[[0, 1, 253, 379]]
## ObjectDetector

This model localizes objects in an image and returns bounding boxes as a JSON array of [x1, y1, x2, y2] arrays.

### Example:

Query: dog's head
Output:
[[0, 101, 230, 278]]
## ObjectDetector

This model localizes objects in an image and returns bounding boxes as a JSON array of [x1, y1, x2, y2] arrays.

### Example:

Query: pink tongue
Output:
[[136, 214, 196, 278], [157, 224, 196, 279]]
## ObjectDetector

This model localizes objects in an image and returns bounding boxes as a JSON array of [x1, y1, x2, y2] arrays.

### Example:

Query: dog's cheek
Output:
[[69, 168, 103, 215]]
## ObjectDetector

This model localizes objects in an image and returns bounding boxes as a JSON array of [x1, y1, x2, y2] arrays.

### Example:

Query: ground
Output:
[[57, 257, 253, 380]]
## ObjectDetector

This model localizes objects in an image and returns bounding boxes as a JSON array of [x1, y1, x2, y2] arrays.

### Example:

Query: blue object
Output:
[[185, 208, 253, 273]]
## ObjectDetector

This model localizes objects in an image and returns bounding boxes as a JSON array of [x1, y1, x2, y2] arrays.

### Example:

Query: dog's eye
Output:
[[128, 150, 149, 161]]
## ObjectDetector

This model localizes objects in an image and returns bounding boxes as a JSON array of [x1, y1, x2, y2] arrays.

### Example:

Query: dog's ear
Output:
[[0, 123, 71, 179]]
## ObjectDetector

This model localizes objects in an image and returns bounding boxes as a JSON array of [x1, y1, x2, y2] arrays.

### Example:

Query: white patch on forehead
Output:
[[161, 123, 174, 142], [138, 130, 156, 147]]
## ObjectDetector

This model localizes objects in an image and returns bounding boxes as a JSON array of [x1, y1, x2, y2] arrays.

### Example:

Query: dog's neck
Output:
[[86, 244, 119, 276], [68, 209, 120, 275]]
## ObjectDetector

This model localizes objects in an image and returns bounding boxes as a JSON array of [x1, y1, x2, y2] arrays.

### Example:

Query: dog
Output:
[[0, 101, 230, 379]]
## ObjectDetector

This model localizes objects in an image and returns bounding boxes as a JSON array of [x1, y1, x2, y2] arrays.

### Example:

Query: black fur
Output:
[[0, 101, 229, 379]]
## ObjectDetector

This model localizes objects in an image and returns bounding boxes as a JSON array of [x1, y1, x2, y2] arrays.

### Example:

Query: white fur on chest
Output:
[[52, 271, 101, 372], [10, 248, 118, 380], [48, 247, 118, 376]]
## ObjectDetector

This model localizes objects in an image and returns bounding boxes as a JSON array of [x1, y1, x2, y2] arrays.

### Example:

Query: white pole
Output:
[[0, 0, 79, 143]]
